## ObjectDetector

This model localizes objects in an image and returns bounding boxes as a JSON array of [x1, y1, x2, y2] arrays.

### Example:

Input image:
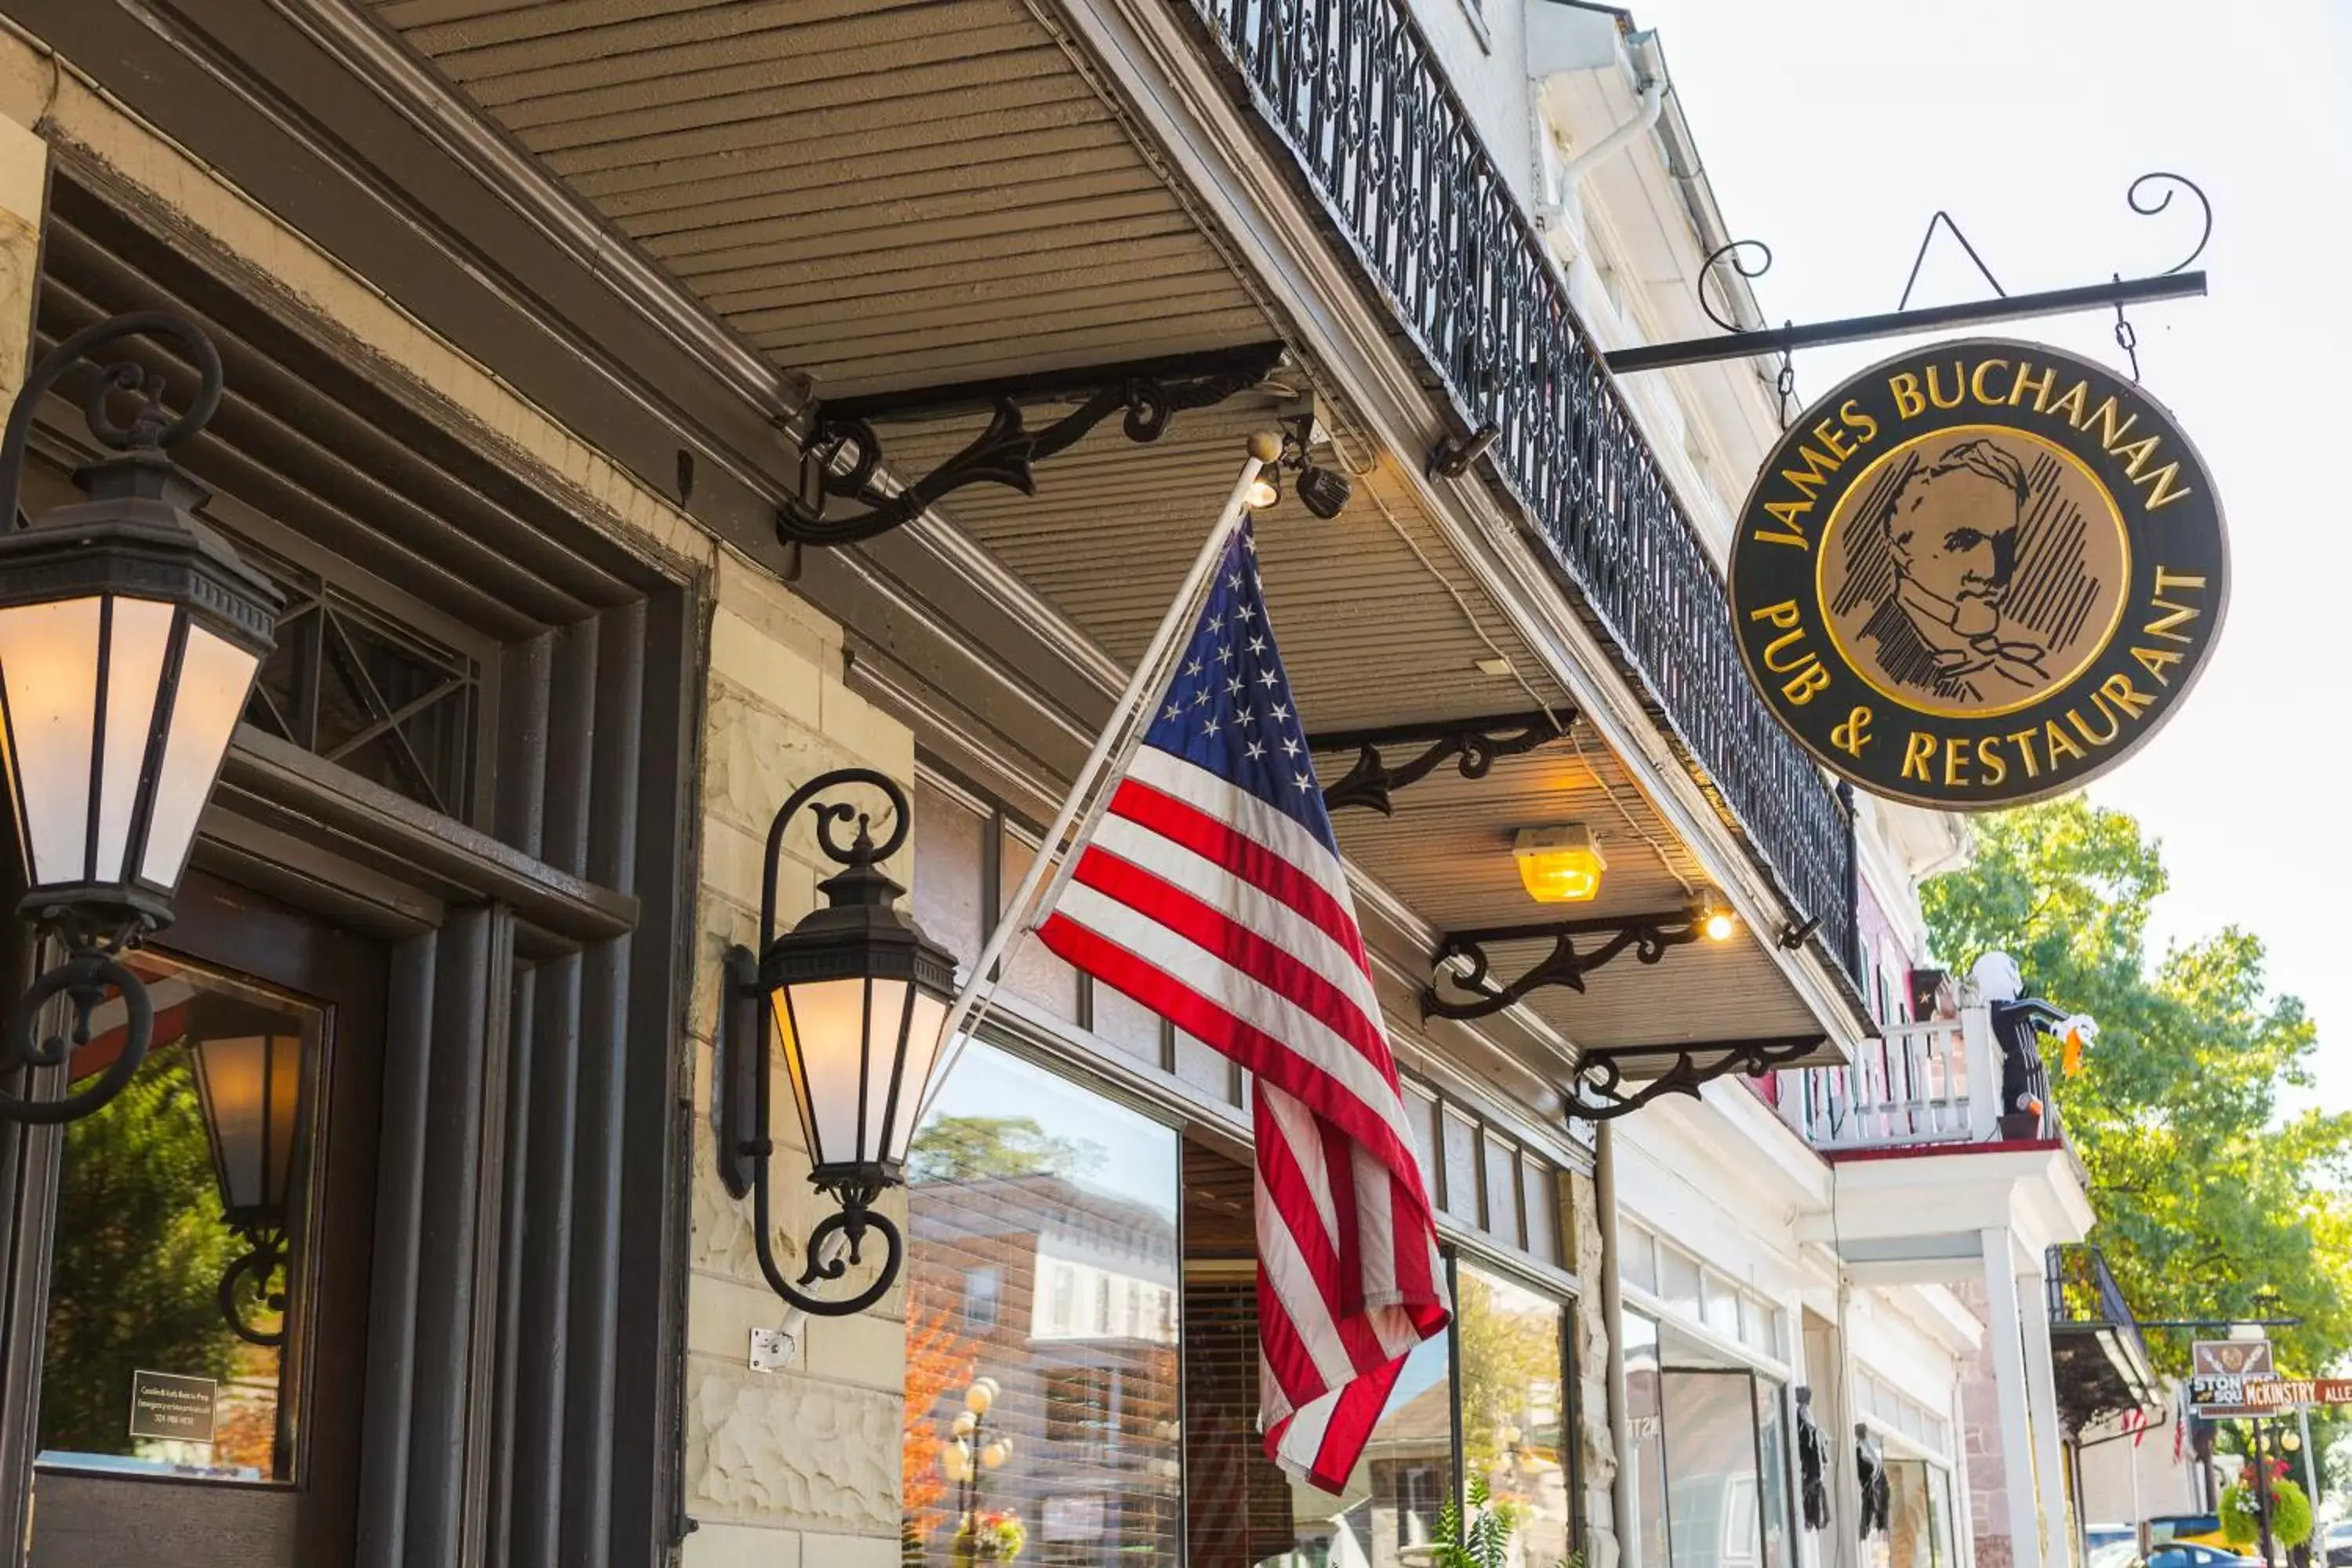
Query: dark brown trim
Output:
[[8, 0, 792, 555], [216, 728, 637, 946]]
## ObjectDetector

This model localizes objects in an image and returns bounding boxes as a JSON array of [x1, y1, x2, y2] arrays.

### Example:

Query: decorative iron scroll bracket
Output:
[[1568, 1033, 1826, 1123], [777, 343, 1286, 546], [1608, 172, 2211, 375], [1421, 908, 1704, 1022], [1309, 709, 1573, 816]]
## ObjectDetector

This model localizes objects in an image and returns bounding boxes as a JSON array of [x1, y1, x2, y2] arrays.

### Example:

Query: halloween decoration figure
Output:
[[1857, 1427, 1892, 1539], [1796, 1387, 1832, 1532]]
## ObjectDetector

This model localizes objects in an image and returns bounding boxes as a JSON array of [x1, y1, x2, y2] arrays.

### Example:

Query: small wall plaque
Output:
[[128, 1370, 218, 1445]]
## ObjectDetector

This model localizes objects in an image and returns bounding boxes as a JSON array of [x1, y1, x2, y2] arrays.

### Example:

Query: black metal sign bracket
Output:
[[1568, 1034, 1828, 1122], [777, 343, 1285, 547], [1308, 709, 1573, 816], [1606, 172, 2210, 376]]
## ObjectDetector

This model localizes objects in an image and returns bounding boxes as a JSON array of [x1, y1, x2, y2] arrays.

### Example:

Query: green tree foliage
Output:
[[1457, 1269, 1564, 1474], [906, 1115, 1101, 1185], [1921, 800, 2352, 1383], [38, 1047, 242, 1456]]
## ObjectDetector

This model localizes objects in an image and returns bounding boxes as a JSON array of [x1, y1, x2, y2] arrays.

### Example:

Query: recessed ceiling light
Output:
[[1515, 825, 1606, 904]]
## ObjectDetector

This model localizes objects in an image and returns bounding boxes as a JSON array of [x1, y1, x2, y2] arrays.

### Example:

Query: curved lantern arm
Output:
[[0, 946, 154, 1124], [746, 1151, 904, 1319], [754, 765, 909, 950], [219, 1225, 290, 1348], [720, 767, 920, 1316], [0, 310, 224, 529]]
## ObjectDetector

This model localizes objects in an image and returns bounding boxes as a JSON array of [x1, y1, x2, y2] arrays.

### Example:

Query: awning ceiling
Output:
[[365, 0, 1270, 397], [355, 0, 1846, 1072]]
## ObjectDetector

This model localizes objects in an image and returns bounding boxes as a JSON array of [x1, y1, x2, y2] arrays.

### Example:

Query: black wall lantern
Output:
[[0, 313, 280, 1124], [189, 1002, 302, 1345], [713, 768, 961, 1316]]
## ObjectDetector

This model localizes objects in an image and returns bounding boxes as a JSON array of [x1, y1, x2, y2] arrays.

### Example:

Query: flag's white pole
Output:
[[917, 448, 1269, 1116]]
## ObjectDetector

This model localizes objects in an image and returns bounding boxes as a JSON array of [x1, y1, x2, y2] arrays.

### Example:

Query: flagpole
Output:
[[916, 442, 1273, 1116]]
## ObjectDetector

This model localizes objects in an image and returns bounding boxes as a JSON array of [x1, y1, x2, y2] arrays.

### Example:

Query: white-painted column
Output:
[[1980, 1228, 2045, 1568], [1597, 1121, 1638, 1568], [1831, 1276, 1861, 1568], [2019, 1258, 2073, 1568]]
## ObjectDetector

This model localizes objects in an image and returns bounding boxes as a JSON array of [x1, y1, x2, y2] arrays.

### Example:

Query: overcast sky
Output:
[[1616, 0, 2352, 1109]]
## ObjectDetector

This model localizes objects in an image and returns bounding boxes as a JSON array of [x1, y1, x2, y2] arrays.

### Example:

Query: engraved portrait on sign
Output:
[[1820, 427, 2130, 713]]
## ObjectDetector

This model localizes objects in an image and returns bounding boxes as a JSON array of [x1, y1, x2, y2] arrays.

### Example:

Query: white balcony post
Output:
[[1963, 1007, 2004, 1141], [2020, 1255, 2073, 1568], [1980, 1227, 2045, 1568]]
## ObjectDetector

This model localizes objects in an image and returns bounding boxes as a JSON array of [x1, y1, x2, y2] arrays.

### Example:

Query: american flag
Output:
[[1037, 517, 1450, 1491]]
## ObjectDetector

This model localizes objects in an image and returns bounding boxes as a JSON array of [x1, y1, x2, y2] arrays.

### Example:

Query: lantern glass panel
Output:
[[140, 622, 259, 890], [887, 990, 949, 1165], [774, 976, 868, 1169], [0, 595, 103, 885], [93, 597, 175, 884], [859, 976, 912, 1160], [191, 1032, 301, 1218]]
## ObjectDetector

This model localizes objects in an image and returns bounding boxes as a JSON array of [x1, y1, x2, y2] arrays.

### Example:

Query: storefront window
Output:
[[36, 951, 324, 1485], [1662, 1370, 1764, 1568], [1881, 1457, 1952, 1568], [1628, 1315, 1672, 1568], [1755, 1379, 1795, 1568], [901, 1042, 1182, 1565], [1179, 1139, 1458, 1567], [1458, 1263, 1573, 1567]]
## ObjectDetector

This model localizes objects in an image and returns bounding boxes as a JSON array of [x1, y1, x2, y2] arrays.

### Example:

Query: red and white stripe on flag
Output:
[[1036, 518, 1449, 1492]]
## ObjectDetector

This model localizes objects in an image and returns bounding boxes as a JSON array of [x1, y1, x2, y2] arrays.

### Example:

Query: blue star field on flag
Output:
[[1137, 518, 1338, 855]]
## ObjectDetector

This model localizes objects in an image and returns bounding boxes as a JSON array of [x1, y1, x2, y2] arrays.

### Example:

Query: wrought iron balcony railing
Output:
[[2045, 1243, 2161, 1428], [1184, 0, 1860, 989]]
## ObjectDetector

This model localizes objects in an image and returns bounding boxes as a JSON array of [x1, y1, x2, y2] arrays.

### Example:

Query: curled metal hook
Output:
[[0, 311, 224, 534], [1698, 239, 1773, 334], [0, 948, 154, 1124], [220, 1229, 290, 1348], [2129, 172, 2211, 275]]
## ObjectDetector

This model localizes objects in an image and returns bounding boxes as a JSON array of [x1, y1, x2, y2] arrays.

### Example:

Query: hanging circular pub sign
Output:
[[1729, 338, 2227, 808]]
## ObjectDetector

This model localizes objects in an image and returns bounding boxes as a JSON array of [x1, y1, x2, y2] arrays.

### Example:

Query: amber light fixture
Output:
[[1514, 824, 1606, 904], [1699, 898, 1739, 943], [190, 999, 304, 1345], [0, 313, 279, 1126], [713, 768, 961, 1317]]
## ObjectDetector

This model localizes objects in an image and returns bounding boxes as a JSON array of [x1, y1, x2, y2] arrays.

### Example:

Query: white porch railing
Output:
[[1794, 1007, 2006, 1151]]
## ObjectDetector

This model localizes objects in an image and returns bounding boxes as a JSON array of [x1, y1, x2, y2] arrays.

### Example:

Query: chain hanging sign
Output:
[[1728, 339, 2227, 808]]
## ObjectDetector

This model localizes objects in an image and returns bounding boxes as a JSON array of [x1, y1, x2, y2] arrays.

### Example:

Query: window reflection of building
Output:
[[1624, 1311, 1807, 1568], [900, 1044, 1182, 1566], [900, 1044, 1581, 1568]]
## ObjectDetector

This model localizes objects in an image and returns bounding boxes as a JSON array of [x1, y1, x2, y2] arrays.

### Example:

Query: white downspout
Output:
[[1552, 72, 1665, 199]]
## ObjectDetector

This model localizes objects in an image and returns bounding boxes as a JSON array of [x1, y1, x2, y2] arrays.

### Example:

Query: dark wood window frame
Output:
[[0, 165, 706, 1568]]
